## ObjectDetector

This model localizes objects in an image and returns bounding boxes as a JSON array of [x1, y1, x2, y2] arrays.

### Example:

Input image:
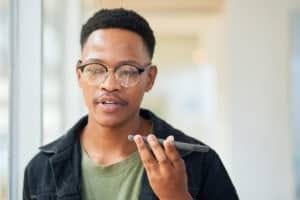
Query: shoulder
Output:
[[24, 133, 77, 194], [25, 134, 66, 174], [24, 151, 51, 179], [141, 109, 238, 198]]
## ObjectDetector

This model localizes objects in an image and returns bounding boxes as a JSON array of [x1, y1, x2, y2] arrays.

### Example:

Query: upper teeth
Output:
[[104, 101, 115, 104]]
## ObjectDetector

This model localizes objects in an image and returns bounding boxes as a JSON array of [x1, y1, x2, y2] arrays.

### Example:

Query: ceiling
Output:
[[84, 0, 224, 14], [83, 0, 224, 36]]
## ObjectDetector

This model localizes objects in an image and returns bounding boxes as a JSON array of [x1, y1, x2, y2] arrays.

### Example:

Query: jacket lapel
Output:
[[40, 116, 87, 200], [49, 138, 82, 199], [138, 172, 158, 200]]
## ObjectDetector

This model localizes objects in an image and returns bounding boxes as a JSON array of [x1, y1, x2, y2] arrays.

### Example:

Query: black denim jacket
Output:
[[23, 109, 239, 200]]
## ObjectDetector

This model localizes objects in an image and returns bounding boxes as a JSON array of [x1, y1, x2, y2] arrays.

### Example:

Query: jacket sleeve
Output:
[[199, 150, 239, 200], [23, 167, 31, 200]]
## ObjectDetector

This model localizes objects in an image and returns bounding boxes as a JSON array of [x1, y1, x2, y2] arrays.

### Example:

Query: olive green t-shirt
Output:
[[81, 147, 144, 200]]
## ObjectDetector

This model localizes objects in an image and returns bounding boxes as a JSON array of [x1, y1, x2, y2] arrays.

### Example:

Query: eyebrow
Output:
[[82, 58, 143, 66]]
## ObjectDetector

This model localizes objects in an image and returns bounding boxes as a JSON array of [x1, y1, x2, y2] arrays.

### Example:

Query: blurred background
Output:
[[1, 0, 300, 199]]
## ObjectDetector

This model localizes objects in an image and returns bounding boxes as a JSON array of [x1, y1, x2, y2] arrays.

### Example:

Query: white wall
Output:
[[291, 10, 300, 199], [226, 0, 298, 199]]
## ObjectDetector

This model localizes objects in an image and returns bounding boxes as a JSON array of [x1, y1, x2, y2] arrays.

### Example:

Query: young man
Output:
[[23, 8, 239, 200]]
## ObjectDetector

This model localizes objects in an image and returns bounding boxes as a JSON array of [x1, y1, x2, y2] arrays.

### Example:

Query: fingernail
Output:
[[134, 135, 142, 144], [148, 134, 155, 142], [167, 135, 174, 145], [167, 135, 174, 141]]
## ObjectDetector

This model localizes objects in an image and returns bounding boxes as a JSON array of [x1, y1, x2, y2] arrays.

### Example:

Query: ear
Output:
[[76, 67, 83, 88], [145, 65, 157, 92]]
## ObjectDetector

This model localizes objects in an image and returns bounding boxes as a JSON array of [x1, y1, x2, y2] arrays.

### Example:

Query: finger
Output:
[[147, 134, 171, 166], [164, 135, 185, 169], [133, 135, 157, 170]]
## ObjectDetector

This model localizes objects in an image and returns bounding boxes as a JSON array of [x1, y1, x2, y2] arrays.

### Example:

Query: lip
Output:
[[94, 94, 127, 113]]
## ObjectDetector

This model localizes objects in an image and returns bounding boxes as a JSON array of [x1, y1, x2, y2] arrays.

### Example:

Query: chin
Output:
[[91, 111, 132, 128]]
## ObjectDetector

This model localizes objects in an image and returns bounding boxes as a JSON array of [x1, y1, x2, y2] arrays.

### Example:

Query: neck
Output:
[[80, 112, 150, 165]]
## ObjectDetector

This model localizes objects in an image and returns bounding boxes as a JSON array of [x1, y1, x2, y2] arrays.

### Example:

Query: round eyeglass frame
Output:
[[76, 60, 152, 88]]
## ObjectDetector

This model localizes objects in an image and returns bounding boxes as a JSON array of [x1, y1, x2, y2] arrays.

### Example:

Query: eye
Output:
[[84, 64, 106, 75], [122, 70, 139, 76], [117, 65, 139, 77]]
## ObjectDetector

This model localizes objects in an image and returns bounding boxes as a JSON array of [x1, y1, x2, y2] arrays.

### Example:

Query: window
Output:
[[291, 12, 300, 199], [43, 0, 85, 144], [0, 1, 9, 199]]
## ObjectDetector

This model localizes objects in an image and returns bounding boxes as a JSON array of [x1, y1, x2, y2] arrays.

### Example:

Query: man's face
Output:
[[77, 28, 157, 127]]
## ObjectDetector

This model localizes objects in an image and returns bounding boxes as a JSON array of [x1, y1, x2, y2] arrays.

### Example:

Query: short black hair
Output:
[[80, 8, 156, 59]]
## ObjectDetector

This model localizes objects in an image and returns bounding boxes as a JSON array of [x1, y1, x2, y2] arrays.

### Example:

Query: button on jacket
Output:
[[23, 109, 239, 200]]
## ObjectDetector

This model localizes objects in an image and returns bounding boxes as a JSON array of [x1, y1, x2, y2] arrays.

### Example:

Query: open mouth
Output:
[[95, 98, 127, 112], [93, 94, 128, 112], [100, 100, 125, 105], [102, 101, 118, 104]]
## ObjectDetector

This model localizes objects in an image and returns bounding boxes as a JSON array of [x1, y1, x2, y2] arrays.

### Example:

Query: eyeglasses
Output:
[[77, 60, 152, 88]]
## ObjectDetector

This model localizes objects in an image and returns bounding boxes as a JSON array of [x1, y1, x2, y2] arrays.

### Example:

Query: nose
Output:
[[99, 70, 122, 91]]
